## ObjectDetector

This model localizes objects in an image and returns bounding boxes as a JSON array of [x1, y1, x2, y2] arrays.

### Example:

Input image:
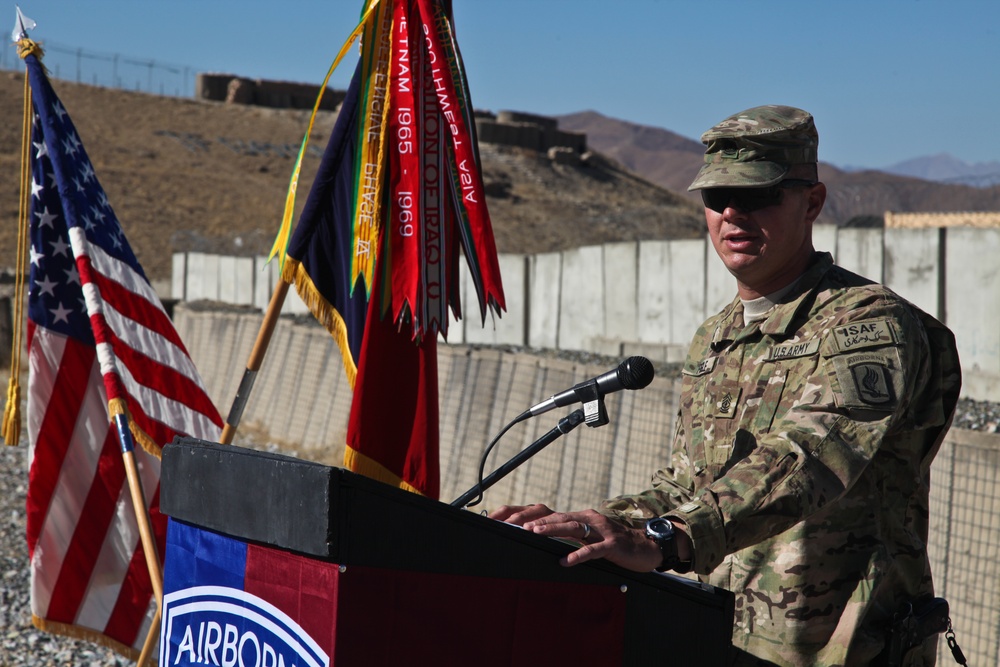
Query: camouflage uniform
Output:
[[600, 252, 961, 666]]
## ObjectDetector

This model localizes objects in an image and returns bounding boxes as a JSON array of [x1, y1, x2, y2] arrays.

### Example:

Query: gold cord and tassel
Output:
[[3, 40, 47, 446]]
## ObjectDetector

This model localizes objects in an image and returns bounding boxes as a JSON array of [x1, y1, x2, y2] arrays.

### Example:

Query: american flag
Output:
[[21, 52, 223, 657]]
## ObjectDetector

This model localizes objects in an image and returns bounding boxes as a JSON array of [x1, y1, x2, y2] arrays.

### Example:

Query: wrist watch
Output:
[[644, 517, 682, 572]]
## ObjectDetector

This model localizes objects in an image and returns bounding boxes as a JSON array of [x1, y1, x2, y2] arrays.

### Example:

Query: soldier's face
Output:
[[704, 182, 826, 299]]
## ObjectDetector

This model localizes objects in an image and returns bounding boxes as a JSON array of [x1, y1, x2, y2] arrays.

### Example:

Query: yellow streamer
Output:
[[349, 1, 394, 298], [267, 0, 386, 271]]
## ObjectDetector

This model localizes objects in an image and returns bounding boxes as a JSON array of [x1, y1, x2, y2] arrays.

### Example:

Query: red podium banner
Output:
[[160, 439, 734, 666]]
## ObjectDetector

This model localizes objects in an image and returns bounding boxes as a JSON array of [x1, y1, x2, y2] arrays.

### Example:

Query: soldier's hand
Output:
[[490, 505, 664, 572], [488, 503, 556, 525]]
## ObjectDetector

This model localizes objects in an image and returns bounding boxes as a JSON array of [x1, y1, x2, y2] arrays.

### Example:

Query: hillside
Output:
[[7, 72, 995, 289], [0, 72, 703, 283], [558, 111, 1000, 226]]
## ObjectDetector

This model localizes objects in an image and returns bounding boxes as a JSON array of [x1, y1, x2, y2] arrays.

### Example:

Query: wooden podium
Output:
[[160, 438, 734, 666]]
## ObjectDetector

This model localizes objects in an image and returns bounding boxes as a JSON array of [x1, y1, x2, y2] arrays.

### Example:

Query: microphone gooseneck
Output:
[[528, 355, 655, 417], [458, 356, 655, 508]]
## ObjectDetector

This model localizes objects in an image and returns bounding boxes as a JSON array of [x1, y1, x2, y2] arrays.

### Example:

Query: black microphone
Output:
[[527, 356, 655, 417]]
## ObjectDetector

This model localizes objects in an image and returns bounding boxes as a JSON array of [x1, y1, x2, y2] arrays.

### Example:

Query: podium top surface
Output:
[[161, 437, 733, 612]]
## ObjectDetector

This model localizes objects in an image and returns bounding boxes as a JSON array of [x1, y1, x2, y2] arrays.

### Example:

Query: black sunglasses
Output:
[[701, 179, 817, 214]]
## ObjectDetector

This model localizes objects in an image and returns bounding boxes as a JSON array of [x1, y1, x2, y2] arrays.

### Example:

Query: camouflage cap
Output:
[[688, 105, 818, 191]]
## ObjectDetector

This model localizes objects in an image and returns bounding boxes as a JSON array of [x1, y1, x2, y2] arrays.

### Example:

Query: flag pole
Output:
[[219, 280, 288, 444], [114, 414, 162, 605], [136, 608, 161, 666], [112, 413, 163, 666]]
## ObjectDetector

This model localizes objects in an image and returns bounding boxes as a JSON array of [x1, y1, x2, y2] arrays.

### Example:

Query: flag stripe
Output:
[[46, 427, 123, 623], [103, 533, 158, 646], [91, 299, 216, 413], [29, 355, 111, 616], [102, 340, 222, 437], [25, 331, 96, 556], [97, 333, 217, 427], [90, 270, 188, 358], [76, 231, 190, 353], [71, 235, 202, 387], [124, 393, 190, 457], [93, 461, 163, 643]]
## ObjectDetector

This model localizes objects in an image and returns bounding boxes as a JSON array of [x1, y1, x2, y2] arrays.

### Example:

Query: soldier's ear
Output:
[[804, 182, 826, 224]]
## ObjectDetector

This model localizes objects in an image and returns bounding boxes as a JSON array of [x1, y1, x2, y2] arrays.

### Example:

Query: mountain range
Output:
[[880, 153, 1000, 187], [557, 111, 1000, 226]]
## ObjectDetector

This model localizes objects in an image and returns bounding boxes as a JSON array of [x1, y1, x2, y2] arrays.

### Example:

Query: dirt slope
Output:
[[0, 72, 703, 282]]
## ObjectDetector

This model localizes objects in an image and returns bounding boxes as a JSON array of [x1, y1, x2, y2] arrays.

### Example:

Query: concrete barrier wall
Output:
[[172, 304, 999, 666], [171, 225, 1000, 401], [945, 228, 1000, 399]]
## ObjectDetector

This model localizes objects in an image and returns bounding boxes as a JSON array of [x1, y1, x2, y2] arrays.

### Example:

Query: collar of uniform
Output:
[[710, 297, 747, 349], [757, 251, 834, 337]]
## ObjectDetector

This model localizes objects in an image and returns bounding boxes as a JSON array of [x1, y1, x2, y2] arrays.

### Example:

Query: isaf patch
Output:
[[830, 318, 897, 353]]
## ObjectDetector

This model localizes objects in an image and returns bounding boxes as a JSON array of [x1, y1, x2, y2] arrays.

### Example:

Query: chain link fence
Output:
[[929, 430, 1000, 666], [1, 40, 194, 97]]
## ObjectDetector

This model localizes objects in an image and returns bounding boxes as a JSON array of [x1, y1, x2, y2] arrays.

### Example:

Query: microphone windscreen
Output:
[[620, 356, 655, 390]]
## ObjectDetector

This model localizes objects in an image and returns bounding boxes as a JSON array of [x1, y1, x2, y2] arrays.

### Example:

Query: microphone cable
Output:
[[464, 409, 531, 508]]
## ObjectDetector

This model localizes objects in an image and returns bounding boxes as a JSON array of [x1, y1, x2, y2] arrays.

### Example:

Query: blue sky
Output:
[[6, 0, 998, 170]]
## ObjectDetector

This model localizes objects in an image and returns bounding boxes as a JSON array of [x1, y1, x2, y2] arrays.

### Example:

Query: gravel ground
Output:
[[0, 369, 997, 665]]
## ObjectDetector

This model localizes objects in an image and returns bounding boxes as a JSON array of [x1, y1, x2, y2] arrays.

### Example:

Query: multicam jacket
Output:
[[600, 252, 961, 667]]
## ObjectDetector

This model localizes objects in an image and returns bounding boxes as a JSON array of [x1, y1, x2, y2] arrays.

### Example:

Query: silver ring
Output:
[[581, 522, 592, 540]]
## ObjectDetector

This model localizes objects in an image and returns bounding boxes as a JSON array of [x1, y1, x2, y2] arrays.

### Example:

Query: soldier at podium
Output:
[[491, 106, 961, 667]]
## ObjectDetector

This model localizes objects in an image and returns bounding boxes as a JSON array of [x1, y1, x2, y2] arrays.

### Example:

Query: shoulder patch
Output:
[[767, 339, 820, 361], [831, 349, 904, 410], [829, 318, 897, 354], [683, 356, 718, 377]]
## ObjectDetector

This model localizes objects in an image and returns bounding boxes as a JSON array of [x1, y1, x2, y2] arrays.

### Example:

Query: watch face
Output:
[[646, 517, 674, 540]]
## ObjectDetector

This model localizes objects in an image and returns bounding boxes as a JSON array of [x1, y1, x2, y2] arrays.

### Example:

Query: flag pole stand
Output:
[[219, 280, 289, 444], [112, 414, 163, 665]]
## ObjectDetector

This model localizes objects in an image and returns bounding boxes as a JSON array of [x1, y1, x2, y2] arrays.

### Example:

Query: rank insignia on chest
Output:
[[712, 387, 741, 419]]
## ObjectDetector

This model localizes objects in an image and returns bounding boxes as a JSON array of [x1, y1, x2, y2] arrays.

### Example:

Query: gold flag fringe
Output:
[[281, 258, 359, 388], [343, 445, 425, 496], [108, 398, 163, 459], [32, 615, 143, 663]]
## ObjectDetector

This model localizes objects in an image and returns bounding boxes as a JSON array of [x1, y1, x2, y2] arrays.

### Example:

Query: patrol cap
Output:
[[688, 105, 818, 191]]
